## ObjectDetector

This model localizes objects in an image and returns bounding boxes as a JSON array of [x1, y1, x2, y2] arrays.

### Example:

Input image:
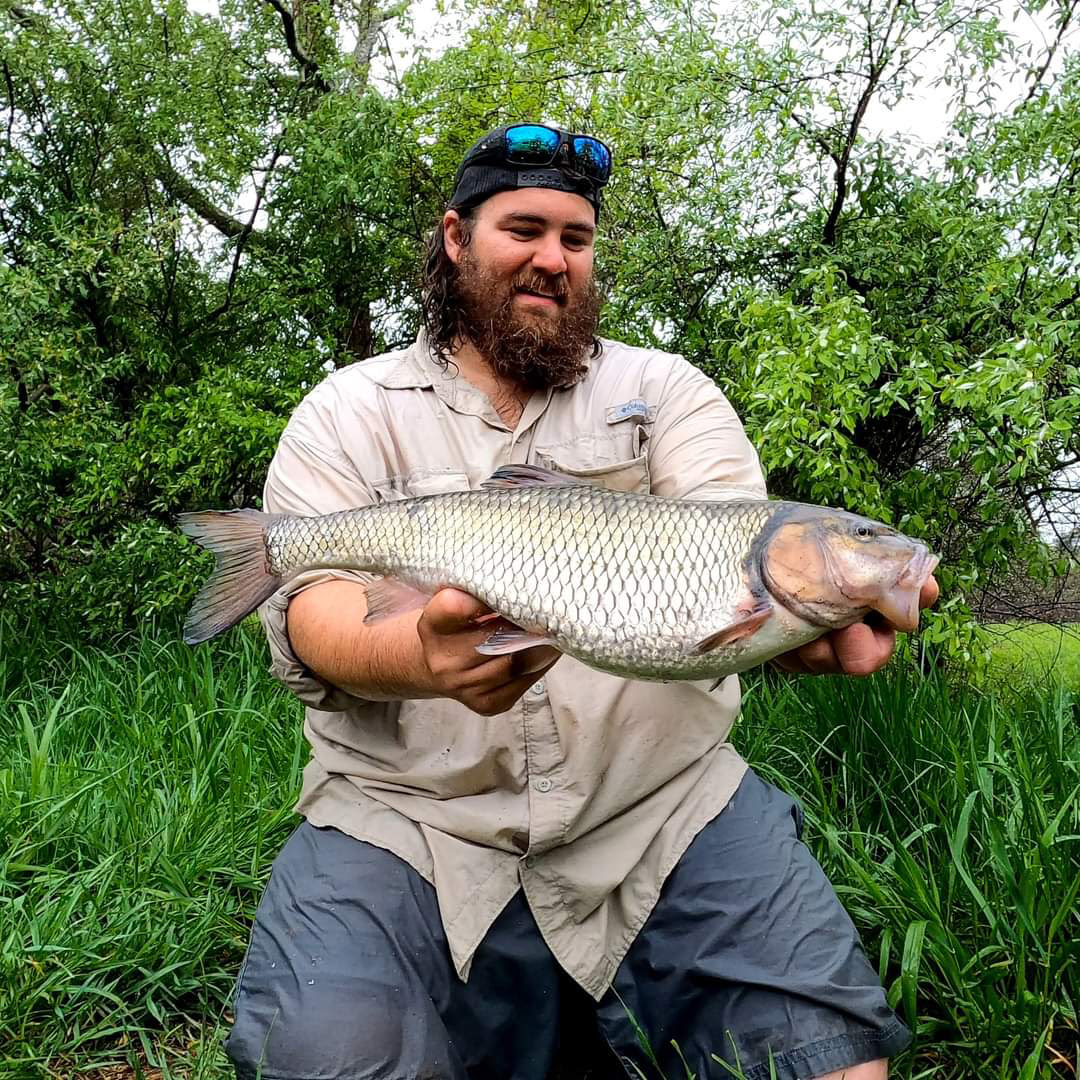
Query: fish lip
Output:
[[887, 548, 940, 632], [899, 548, 940, 589], [872, 548, 941, 630]]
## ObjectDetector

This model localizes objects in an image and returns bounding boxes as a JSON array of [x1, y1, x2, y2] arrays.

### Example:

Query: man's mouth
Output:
[[514, 286, 564, 305]]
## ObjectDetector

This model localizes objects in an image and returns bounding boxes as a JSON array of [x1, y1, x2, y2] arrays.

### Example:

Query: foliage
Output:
[[0, 622, 1076, 1076], [0, 0, 1078, 651]]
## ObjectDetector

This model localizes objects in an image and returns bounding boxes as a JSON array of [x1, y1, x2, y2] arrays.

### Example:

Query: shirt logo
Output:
[[606, 399, 654, 424]]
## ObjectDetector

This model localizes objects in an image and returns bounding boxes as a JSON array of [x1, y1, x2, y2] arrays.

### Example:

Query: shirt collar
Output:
[[366, 333, 584, 432], [361, 336, 435, 390]]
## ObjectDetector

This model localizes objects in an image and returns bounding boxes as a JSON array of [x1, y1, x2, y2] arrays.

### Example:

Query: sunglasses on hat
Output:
[[464, 124, 613, 186]]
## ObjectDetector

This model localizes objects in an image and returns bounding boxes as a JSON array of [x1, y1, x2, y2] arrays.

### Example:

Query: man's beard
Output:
[[452, 249, 603, 391]]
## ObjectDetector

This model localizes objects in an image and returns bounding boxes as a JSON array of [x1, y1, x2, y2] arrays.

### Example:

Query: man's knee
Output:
[[226, 825, 460, 1078], [226, 991, 459, 1079]]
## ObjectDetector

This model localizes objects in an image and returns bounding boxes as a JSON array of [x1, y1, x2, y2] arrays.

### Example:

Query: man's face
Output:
[[443, 188, 603, 390]]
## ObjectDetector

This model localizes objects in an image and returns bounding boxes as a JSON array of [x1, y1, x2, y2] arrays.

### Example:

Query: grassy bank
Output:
[[982, 623, 1080, 694], [1, 622, 1077, 1078]]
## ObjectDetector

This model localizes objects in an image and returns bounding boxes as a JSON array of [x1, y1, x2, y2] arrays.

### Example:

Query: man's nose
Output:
[[530, 233, 568, 275]]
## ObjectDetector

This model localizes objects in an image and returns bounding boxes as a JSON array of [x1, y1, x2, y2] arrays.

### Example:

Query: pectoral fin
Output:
[[476, 627, 558, 655], [690, 604, 772, 655], [363, 578, 434, 623]]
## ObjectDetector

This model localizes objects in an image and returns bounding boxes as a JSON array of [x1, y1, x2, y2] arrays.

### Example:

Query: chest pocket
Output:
[[536, 418, 651, 494], [371, 469, 471, 503]]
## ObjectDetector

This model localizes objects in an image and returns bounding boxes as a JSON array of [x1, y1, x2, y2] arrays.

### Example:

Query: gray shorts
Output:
[[225, 769, 910, 1080]]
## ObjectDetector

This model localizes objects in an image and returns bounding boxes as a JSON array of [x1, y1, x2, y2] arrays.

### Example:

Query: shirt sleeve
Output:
[[645, 356, 767, 502], [257, 393, 381, 711]]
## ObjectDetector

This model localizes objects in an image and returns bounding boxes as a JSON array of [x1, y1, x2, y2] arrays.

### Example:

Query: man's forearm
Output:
[[286, 580, 438, 701]]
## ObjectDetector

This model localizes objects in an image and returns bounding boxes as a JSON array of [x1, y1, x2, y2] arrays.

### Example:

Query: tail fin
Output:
[[179, 509, 282, 644]]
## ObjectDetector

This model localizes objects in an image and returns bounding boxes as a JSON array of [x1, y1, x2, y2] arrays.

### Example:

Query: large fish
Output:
[[179, 464, 938, 681]]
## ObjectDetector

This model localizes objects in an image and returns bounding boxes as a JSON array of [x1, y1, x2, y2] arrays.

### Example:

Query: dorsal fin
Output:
[[481, 464, 578, 490]]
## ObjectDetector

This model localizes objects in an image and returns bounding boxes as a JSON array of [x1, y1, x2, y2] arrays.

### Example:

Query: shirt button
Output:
[[530, 679, 546, 696], [534, 777, 553, 793], [524, 856, 537, 868]]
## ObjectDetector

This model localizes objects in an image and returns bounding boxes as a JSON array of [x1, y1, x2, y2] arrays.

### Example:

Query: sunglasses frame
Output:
[[469, 124, 613, 185]]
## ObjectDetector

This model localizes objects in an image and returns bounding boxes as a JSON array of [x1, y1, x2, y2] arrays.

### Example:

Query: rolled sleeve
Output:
[[258, 398, 381, 708], [258, 569, 377, 712]]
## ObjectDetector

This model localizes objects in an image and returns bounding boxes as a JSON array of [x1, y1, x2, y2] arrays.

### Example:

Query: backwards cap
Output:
[[448, 124, 606, 221]]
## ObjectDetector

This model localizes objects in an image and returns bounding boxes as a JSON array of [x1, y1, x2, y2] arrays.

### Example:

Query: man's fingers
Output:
[[507, 643, 562, 677], [775, 619, 898, 676], [468, 655, 561, 716], [770, 651, 812, 675], [458, 646, 561, 694], [794, 635, 841, 674], [831, 621, 895, 676], [422, 588, 492, 634], [920, 575, 940, 610]]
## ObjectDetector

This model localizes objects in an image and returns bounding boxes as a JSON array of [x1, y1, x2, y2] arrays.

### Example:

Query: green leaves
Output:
[[1, 0, 1077, 648], [725, 265, 891, 515]]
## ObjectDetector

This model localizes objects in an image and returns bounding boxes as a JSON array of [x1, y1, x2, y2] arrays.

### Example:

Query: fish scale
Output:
[[264, 484, 782, 680]]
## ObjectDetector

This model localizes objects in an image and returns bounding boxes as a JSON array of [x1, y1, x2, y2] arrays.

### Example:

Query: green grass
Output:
[[0, 622, 304, 1078], [1, 620, 1078, 1078], [981, 623, 1080, 693]]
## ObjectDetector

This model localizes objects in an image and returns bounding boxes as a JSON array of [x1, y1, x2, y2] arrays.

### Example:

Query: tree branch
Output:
[[445, 67, 627, 93], [201, 142, 285, 326], [154, 153, 276, 250], [262, 0, 330, 93], [1, 3, 46, 31], [790, 111, 841, 165], [817, 0, 999, 246], [823, 53, 886, 246], [2, 59, 14, 146], [1015, 142, 1080, 306], [1024, 0, 1079, 103]]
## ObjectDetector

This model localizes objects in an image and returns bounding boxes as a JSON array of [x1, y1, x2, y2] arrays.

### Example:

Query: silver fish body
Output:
[[266, 485, 784, 679], [180, 465, 939, 682]]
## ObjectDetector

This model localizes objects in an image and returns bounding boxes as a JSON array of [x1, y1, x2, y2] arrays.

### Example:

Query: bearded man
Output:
[[226, 124, 932, 1080]]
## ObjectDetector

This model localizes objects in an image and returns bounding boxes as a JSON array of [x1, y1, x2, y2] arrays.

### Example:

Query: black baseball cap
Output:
[[448, 123, 612, 221]]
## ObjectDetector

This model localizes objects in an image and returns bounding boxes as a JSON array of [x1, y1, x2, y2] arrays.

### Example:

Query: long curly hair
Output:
[[419, 212, 474, 369]]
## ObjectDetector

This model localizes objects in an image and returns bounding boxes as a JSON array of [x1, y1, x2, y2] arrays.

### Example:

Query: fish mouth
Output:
[[873, 548, 940, 632], [763, 530, 940, 633]]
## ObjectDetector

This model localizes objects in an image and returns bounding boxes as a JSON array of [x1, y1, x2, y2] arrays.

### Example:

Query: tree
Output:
[[0, 0, 1077, 660]]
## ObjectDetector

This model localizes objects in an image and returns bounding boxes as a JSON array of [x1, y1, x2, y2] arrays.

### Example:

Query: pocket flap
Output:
[[537, 452, 650, 494], [373, 470, 470, 502]]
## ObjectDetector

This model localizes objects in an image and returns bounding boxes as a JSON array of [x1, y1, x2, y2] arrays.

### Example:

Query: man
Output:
[[226, 123, 936, 1080]]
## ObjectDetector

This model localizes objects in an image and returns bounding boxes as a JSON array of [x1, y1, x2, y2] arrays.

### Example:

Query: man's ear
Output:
[[443, 209, 465, 265]]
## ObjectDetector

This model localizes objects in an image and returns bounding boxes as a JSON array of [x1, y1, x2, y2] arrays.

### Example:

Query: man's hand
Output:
[[417, 588, 561, 715], [287, 579, 559, 711], [771, 576, 940, 676]]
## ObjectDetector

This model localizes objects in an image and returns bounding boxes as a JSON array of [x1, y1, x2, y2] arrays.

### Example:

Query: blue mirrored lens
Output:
[[573, 137, 612, 180], [505, 125, 561, 164]]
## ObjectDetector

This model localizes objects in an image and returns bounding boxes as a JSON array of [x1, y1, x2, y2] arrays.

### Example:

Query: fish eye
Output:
[[854, 525, 874, 540]]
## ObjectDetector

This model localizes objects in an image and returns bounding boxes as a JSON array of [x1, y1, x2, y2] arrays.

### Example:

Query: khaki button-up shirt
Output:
[[258, 335, 766, 999]]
